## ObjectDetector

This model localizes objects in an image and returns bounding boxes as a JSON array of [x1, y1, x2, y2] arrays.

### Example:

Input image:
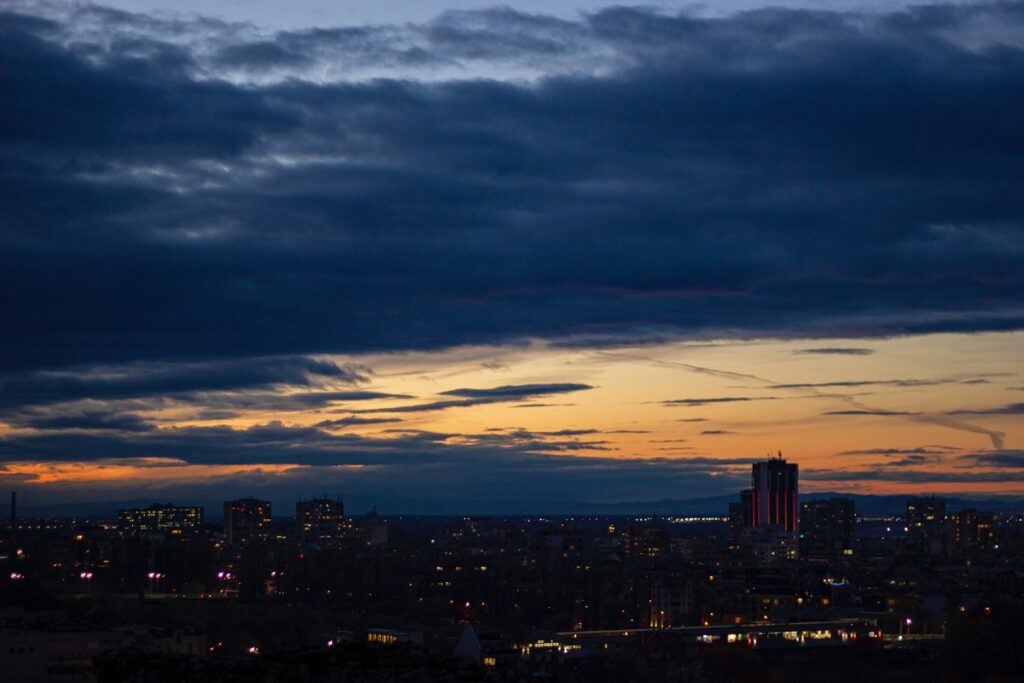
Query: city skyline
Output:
[[1, 0, 1022, 512]]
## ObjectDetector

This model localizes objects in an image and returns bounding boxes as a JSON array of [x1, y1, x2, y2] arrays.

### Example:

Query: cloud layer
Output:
[[2, 2, 1024, 375]]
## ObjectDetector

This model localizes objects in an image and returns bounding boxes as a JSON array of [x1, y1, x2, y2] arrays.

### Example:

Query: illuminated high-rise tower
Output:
[[741, 452, 799, 535]]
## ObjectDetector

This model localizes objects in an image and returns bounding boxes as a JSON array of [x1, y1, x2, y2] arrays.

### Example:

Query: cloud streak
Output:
[[663, 397, 774, 406], [795, 348, 875, 356], [355, 383, 593, 413]]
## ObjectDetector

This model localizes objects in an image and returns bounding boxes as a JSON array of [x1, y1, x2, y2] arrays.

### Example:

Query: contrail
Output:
[[909, 415, 1004, 450], [595, 350, 1006, 450]]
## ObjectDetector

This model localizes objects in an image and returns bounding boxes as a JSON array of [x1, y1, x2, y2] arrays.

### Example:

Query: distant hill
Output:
[[564, 492, 1024, 516]]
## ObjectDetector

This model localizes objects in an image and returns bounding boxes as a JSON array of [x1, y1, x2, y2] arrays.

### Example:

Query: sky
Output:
[[1, 0, 1022, 514]]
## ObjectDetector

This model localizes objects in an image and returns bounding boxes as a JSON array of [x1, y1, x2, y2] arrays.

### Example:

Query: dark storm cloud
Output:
[[190, 410, 240, 421], [0, 420, 647, 468], [198, 7, 591, 77], [314, 416, 404, 428], [353, 399, 515, 414], [0, 357, 370, 409], [10, 411, 155, 433], [1, 2, 1024, 379], [355, 383, 593, 413], [214, 41, 310, 69], [0, 389, 411, 434], [191, 390, 411, 411], [795, 348, 875, 356], [0, 18, 293, 163]]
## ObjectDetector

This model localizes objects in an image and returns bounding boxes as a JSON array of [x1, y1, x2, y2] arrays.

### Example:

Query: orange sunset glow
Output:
[[3, 331, 1020, 510]]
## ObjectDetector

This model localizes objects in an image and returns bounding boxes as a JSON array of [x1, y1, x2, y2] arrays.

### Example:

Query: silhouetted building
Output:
[[363, 510, 389, 546], [800, 497, 855, 560], [954, 508, 995, 552], [454, 626, 516, 667], [728, 491, 755, 538], [728, 501, 747, 539], [907, 496, 946, 553], [118, 503, 203, 535], [223, 498, 272, 545], [629, 525, 670, 557], [296, 498, 346, 544], [134, 624, 208, 655], [0, 611, 131, 682]]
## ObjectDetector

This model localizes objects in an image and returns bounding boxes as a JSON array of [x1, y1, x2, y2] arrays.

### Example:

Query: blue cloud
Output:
[[1, 2, 1023, 376]]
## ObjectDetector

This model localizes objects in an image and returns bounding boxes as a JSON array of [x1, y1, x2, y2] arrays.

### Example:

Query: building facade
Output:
[[906, 496, 947, 553], [223, 498, 272, 545], [800, 497, 855, 560], [296, 498, 346, 544], [954, 508, 995, 553], [740, 454, 799, 535], [118, 503, 203, 535]]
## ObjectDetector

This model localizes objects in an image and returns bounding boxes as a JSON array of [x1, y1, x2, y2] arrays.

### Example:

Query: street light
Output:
[[899, 616, 912, 639]]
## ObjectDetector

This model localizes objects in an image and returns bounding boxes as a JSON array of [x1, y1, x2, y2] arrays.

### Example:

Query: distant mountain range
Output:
[[12, 492, 1024, 519], [558, 493, 1024, 516]]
